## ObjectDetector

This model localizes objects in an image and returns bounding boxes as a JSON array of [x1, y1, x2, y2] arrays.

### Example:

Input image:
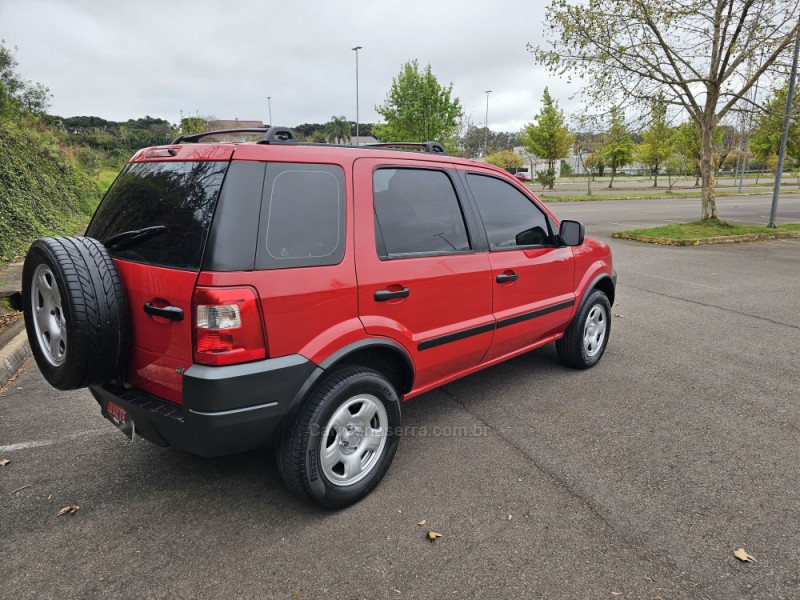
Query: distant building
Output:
[[350, 136, 379, 146], [208, 119, 265, 130]]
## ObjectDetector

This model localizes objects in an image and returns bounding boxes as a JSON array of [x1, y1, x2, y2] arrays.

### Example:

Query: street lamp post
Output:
[[484, 90, 492, 157], [352, 46, 363, 146], [768, 26, 800, 228], [267, 96, 272, 127]]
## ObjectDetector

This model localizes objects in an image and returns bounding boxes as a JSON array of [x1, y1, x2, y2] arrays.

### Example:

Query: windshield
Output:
[[86, 161, 229, 270]]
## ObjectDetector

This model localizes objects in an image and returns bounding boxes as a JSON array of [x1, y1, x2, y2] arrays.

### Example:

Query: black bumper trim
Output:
[[89, 354, 319, 457]]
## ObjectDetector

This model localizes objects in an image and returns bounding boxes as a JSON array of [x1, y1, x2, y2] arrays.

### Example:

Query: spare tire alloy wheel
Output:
[[279, 366, 401, 509], [22, 236, 129, 390], [30, 264, 66, 366]]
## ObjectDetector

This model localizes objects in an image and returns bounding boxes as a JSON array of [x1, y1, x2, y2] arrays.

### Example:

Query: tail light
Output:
[[193, 286, 267, 366]]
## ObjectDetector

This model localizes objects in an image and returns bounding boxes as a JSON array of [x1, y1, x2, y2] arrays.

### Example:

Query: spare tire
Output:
[[22, 236, 129, 390]]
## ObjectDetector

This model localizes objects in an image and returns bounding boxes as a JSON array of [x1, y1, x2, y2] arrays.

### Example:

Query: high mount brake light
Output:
[[193, 286, 266, 366]]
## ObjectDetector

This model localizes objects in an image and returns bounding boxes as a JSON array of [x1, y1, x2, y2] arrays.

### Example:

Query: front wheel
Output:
[[278, 366, 401, 509], [556, 289, 611, 369]]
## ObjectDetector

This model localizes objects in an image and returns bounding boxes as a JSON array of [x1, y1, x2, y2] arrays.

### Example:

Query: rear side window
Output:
[[87, 161, 228, 270], [255, 163, 345, 270], [373, 168, 470, 258], [466, 173, 554, 249]]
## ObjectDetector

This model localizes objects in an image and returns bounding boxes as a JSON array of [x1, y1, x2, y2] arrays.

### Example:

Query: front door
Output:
[[462, 172, 575, 362]]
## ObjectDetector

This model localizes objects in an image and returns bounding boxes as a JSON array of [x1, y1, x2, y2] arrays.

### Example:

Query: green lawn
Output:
[[619, 219, 800, 240]]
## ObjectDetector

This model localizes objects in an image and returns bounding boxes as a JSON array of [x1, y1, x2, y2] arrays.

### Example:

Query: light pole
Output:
[[352, 46, 362, 145], [484, 90, 492, 157], [768, 26, 800, 228], [267, 96, 272, 127]]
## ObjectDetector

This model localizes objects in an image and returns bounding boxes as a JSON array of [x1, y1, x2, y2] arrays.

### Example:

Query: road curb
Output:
[[0, 324, 31, 389], [611, 231, 800, 246]]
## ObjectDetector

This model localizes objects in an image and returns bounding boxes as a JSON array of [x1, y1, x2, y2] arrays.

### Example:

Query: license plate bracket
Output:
[[102, 399, 134, 440]]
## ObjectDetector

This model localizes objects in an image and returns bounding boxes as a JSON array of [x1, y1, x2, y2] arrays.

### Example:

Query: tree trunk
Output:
[[608, 167, 615, 188], [653, 166, 658, 188], [700, 121, 718, 220]]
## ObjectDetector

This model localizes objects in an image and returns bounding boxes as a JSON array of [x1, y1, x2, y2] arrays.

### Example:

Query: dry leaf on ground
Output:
[[57, 505, 80, 516], [417, 519, 427, 526], [0, 458, 10, 467], [426, 531, 443, 542], [734, 548, 757, 563]]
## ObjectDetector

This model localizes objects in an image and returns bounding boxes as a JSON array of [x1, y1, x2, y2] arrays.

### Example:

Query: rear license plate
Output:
[[103, 399, 134, 440]]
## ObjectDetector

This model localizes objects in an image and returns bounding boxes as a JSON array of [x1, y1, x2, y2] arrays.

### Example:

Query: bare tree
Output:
[[532, 0, 800, 220]]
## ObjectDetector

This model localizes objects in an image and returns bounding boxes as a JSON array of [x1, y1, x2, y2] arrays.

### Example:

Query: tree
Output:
[[520, 88, 573, 189], [751, 81, 800, 166], [636, 97, 673, 187], [373, 60, 463, 146], [533, 0, 800, 219], [459, 123, 521, 158], [485, 149, 523, 170], [325, 115, 351, 144], [600, 107, 635, 188], [178, 115, 208, 137], [572, 130, 603, 194], [0, 41, 51, 116]]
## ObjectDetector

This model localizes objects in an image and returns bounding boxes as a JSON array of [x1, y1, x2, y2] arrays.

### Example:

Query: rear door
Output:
[[354, 158, 493, 390], [462, 171, 575, 362], [86, 157, 230, 403]]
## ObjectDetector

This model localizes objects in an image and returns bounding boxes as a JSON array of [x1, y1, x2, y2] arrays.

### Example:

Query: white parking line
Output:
[[0, 428, 112, 453]]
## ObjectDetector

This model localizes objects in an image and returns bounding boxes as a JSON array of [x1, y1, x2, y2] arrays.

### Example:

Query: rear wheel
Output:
[[278, 366, 401, 509], [22, 236, 129, 390], [556, 289, 611, 369]]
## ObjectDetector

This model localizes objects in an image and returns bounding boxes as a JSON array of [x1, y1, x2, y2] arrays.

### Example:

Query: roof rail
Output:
[[362, 141, 447, 155], [172, 128, 268, 144], [171, 126, 298, 145]]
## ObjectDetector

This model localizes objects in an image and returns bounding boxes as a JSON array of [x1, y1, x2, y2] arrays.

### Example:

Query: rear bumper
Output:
[[89, 354, 322, 457]]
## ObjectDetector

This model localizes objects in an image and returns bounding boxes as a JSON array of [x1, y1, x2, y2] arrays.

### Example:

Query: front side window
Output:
[[256, 163, 345, 269], [466, 173, 554, 249], [373, 168, 470, 257]]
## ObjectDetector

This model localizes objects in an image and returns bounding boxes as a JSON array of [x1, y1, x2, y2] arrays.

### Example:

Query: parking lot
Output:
[[2, 193, 799, 599]]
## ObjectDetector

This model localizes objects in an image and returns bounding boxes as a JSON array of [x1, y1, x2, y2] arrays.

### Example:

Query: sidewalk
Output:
[[0, 261, 30, 388]]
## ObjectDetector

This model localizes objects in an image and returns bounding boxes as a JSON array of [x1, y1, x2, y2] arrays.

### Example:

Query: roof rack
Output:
[[171, 126, 446, 154], [171, 126, 297, 145], [362, 142, 447, 155]]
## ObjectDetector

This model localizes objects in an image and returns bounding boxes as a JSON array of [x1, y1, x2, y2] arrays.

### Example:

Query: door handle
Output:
[[496, 272, 519, 283], [144, 302, 184, 321], [374, 288, 410, 301]]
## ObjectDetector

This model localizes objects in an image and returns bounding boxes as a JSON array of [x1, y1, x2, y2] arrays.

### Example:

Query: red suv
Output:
[[22, 127, 615, 508]]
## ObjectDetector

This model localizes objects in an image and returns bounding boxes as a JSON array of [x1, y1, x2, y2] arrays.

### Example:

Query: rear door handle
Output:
[[496, 272, 519, 283], [374, 288, 410, 301], [144, 302, 184, 321]]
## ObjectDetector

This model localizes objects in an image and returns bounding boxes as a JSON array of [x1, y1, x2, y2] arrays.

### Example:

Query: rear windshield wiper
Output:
[[104, 225, 168, 251]]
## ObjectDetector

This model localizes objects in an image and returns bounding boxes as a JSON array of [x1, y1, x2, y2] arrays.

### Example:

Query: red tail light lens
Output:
[[193, 286, 266, 366]]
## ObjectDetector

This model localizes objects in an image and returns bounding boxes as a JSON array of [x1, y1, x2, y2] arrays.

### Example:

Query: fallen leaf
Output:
[[0, 458, 10, 467], [57, 505, 80, 516], [507, 514, 513, 521], [734, 548, 756, 563], [614, 313, 625, 318], [426, 531, 443, 542], [417, 519, 427, 526], [293, 591, 300, 599], [391, 588, 401, 594]]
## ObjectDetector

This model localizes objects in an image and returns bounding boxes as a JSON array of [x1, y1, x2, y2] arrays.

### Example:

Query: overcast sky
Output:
[[0, 0, 583, 133]]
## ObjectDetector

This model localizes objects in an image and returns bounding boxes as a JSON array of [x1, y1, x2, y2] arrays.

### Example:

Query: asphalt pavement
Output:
[[2, 194, 799, 599]]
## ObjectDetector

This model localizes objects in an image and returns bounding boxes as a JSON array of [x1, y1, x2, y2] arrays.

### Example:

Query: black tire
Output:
[[22, 236, 129, 390], [277, 366, 401, 509], [556, 289, 611, 369]]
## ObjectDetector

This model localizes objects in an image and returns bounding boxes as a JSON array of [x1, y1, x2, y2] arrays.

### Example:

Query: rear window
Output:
[[86, 161, 228, 270]]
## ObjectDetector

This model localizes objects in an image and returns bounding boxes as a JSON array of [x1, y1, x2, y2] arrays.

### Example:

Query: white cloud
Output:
[[0, 0, 583, 133]]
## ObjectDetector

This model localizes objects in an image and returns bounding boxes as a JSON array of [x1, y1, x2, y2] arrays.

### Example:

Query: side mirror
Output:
[[559, 220, 585, 246]]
